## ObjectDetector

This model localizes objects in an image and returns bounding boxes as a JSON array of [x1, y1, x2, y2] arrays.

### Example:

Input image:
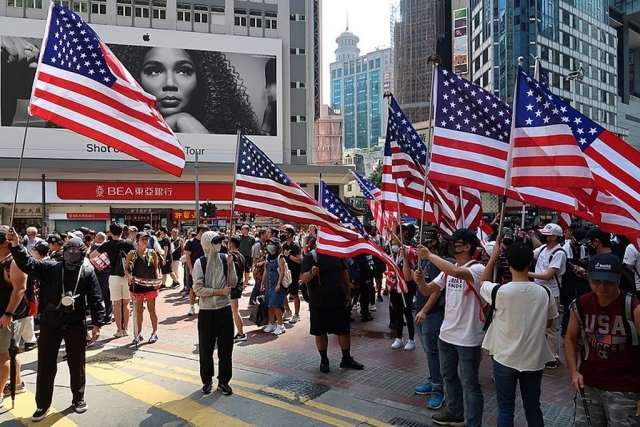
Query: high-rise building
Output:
[[329, 27, 392, 150]]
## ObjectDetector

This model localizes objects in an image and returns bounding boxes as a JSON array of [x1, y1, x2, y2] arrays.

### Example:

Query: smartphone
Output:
[[628, 415, 640, 426], [567, 261, 577, 269]]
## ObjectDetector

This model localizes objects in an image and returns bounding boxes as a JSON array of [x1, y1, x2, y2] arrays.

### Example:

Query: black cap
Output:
[[0, 227, 7, 241], [587, 253, 621, 282], [268, 237, 281, 244], [283, 226, 295, 236], [569, 222, 581, 230], [63, 238, 86, 252], [571, 228, 587, 242], [444, 228, 479, 246], [136, 232, 150, 240], [422, 227, 439, 241], [580, 226, 610, 245], [46, 234, 62, 245], [33, 240, 50, 256]]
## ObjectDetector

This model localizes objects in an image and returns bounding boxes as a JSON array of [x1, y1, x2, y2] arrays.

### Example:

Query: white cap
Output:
[[540, 223, 563, 236]]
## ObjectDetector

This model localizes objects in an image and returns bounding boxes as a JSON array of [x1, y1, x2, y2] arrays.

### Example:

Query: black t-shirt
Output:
[[238, 235, 255, 257], [184, 238, 203, 266], [301, 252, 347, 308], [170, 237, 183, 260], [96, 239, 135, 276], [159, 236, 172, 261], [282, 241, 302, 279]]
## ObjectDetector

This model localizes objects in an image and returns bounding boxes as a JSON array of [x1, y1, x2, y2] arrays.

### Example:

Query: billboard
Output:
[[452, 8, 468, 76], [0, 18, 283, 163]]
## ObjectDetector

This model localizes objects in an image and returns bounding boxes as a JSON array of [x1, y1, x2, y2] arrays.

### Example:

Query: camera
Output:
[[57, 291, 78, 312]]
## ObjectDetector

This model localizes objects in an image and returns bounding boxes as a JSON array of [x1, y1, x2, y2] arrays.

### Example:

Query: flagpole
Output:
[[459, 186, 466, 227], [420, 54, 440, 239], [230, 123, 243, 228], [10, 115, 31, 226]]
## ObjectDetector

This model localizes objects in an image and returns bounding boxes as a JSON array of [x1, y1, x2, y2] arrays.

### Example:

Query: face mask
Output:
[[539, 235, 549, 243], [448, 244, 467, 257], [63, 250, 84, 270], [211, 243, 221, 253], [267, 244, 275, 252], [587, 244, 597, 256], [391, 245, 399, 254], [502, 238, 513, 246]]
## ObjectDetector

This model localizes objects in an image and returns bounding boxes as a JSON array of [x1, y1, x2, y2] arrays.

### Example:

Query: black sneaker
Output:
[[432, 411, 465, 426], [340, 356, 364, 370], [32, 407, 50, 422], [233, 334, 247, 342], [545, 360, 559, 369], [73, 400, 88, 414], [217, 383, 233, 396], [361, 315, 374, 322], [377, 295, 383, 302], [171, 281, 181, 289], [202, 382, 212, 395], [24, 342, 37, 351], [320, 359, 330, 373]]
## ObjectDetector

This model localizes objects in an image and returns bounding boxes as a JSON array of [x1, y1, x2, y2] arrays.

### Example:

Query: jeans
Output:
[[493, 360, 544, 427], [438, 338, 484, 427], [418, 310, 443, 392]]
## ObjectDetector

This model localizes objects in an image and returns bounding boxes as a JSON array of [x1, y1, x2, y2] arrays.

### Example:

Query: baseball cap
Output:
[[501, 227, 513, 237], [444, 228, 479, 246], [0, 227, 7, 242], [587, 253, 621, 283], [422, 227, 439, 241], [33, 240, 50, 256], [136, 232, 150, 240], [268, 237, 281, 244], [46, 234, 62, 245], [540, 223, 563, 236], [282, 226, 295, 236], [580, 226, 610, 245], [143, 223, 152, 230]]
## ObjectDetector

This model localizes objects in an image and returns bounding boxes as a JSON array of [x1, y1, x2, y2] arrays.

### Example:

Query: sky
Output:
[[320, 0, 392, 104]]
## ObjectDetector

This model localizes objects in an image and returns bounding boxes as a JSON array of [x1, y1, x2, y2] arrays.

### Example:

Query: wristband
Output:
[[4, 312, 13, 317]]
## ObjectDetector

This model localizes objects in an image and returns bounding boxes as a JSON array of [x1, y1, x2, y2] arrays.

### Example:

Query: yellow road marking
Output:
[[2, 389, 79, 427], [88, 353, 388, 427], [86, 363, 252, 427]]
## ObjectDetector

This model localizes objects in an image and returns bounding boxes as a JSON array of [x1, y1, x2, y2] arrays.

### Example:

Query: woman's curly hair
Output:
[[108, 44, 262, 135]]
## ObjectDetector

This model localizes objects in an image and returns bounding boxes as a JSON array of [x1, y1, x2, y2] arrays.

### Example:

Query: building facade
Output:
[[329, 28, 392, 150], [0, 0, 351, 234], [314, 104, 343, 165]]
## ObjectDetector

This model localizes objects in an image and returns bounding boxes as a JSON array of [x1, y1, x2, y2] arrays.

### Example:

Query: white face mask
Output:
[[211, 243, 221, 253], [391, 245, 399, 254]]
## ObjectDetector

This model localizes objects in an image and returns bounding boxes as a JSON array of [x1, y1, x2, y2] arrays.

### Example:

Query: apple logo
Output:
[[142, 33, 150, 42]]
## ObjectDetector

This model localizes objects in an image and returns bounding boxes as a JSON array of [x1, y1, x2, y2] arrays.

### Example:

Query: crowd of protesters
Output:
[[1, 218, 640, 426]]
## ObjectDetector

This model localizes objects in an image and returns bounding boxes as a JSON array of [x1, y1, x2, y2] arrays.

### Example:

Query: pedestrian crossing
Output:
[[1, 347, 394, 427]]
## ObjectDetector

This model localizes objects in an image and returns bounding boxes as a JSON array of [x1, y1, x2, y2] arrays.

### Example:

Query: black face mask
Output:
[[587, 244, 598, 257], [448, 244, 466, 258], [502, 238, 513, 246], [63, 250, 84, 270]]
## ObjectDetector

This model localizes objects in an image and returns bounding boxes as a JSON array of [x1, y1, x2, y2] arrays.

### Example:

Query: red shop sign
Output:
[[57, 182, 233, 201], [172, 210, 242, 221], [67, 213, 111, 219]]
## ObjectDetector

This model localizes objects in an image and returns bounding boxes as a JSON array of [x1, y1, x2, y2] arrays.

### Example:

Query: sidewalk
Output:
[[99, 276, 577, 427]]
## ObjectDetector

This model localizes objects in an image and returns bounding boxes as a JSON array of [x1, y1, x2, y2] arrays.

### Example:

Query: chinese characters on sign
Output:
[[57, 182, 233, 201]]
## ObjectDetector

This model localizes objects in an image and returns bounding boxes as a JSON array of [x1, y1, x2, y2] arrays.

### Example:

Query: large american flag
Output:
[[510, 67, 596, 190], [317, 180, 408, 293], [29, 3, 185, 177], [429, 66, 510, 194], [233, 135, 348, 233], [350, 169, 396, 240]]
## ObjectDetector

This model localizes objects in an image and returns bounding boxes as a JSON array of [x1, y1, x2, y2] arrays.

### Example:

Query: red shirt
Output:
[[576, 292, 640, 392]]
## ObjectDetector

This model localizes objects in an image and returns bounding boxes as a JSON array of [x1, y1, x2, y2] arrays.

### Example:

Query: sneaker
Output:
[[404, 339, 416, 351], [272, 325, 286, 336], [263, 323, 276, 333], [187, 307, 195, 316], [114, 330, 125, 338], [171, 281, 181, 289], [382, 290, 389, 296], [320, 359, 330, 373], [414, 383, 433, 395], [233, 333, 247, 342], [349, 324, 356, 331], [123, 330, 130, 337], [432, 411, 465, 426], [217, 383, 233, 396], [3, 381, 25, 398], [133, 334, 143, 345], [32, 408, 50, 422], [427, 392, 445, 410], [73, 400, 88, 414], [340, 356, 364, 370], [289, 315, 300, 324], [24, 342, 37, 351], [283, 311, 292, 320], [545, 360, 559, 369], [148, 332, 158, 344], [361, 315, 374, 322], [377, 295, 383, 302], [391, 338, 404, 349], [202, 382, 213, 395], [369, 304, 377, 312]]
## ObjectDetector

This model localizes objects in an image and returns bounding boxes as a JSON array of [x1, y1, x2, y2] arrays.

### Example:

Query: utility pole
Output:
[[194, 152, 199, 225]]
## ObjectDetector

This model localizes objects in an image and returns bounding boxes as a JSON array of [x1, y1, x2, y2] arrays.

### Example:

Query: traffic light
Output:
[[249, 213, 255, 223], [200, 203, 209, 218], [532, 206, 540, 217]]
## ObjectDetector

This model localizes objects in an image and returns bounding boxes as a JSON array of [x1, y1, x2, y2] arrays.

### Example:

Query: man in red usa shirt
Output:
[[564, 252, 640, 427]]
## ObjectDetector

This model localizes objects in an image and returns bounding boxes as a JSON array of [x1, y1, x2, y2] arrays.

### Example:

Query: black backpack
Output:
[[345, 257, 362, 288], [198, 254, 243, 298]]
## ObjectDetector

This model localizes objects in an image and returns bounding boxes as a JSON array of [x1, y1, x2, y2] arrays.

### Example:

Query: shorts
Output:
[[0, 326, 11, 352], [287, 281, 299, 295], [130, 290, 159, 300], [160, 261, 173, 275], [309, 306, 350, 336], [109, 275, 130, 301], [243, 256, 252, 273], [171, 260, 181, 275]]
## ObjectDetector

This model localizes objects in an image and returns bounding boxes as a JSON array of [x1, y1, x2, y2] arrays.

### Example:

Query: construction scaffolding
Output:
[[390, 0, 449, 124]]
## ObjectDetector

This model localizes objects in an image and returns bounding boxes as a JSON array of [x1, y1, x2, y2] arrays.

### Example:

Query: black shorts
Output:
[[309, 306, 350, 336], [287, 281, 299, 295], [160, 261, 173, 275], [243, 256, 252, 273]]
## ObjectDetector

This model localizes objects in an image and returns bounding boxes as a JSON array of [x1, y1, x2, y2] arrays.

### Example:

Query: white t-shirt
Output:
[[481, 281, 558, 371], [623, 243, 640, 291], [533, 244, 566, 298], [433, 260, 486, 347]]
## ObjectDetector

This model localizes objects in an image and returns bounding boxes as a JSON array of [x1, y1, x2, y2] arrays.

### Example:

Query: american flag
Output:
[[510, 67, 596, 190], [429, 65, 510, 195], [29, 3, 185, 177], [233, 135, 348, 234], [317, 181, 408, 293], [350, 169, 396, 240]]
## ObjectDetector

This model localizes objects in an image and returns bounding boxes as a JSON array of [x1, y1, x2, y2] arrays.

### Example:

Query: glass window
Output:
[[249, 9, 262, 28], [151, 1, 165, 19], [91, 0, 107, 13], [265, 11, 277, 29], [298, 48, 305, 55], [8, 0, 24, 7], [134, 0, 149, 18], [72, 0, 87, 12], [117, 0, 132, 16], [176, 2, 190, 21], [26, 0, 43, 8], [194, 4, 207, 23], [234, 8, 247, 26]]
